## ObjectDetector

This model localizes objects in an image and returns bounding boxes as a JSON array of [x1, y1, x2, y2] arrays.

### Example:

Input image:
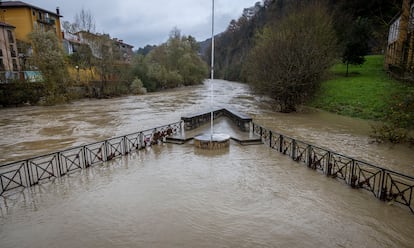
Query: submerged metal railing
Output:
[[1, 113, 413, 214], [0, 121, 183, 196], [252, 122, 414, 214]]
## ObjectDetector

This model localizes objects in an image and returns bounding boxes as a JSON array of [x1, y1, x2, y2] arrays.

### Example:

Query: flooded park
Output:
[[1, 80, 414, 247]]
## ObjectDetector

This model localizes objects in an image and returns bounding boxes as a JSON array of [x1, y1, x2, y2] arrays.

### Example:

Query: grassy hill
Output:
[[310, 55, 411, 121]]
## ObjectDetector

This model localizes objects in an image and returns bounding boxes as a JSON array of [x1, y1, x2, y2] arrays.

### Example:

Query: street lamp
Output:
[[75, 65, 80, 82], [210, 0, 215, 140]]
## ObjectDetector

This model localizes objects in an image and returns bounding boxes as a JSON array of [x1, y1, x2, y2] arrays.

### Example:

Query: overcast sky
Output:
[[23, 0, 260, 49]]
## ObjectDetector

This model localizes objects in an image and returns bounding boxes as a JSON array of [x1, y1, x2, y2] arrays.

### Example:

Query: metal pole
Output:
[[210, 0, 215, 140]]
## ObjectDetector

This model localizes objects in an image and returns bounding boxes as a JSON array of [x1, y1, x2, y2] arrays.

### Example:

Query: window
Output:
[[38, 11, 42, 21], [0, 49, 3, 57], [7, 29, 14, 44], [12, 59, 18, 71], [0, 59, 4, 71], [10, 45, 16, 57]]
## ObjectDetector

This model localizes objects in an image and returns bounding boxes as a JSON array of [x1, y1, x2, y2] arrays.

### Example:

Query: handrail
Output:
[[0, 121, 183, 195], [252, 122, 414, 214]]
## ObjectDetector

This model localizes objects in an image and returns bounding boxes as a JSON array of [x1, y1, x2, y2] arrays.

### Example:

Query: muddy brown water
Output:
[[0, 80, 414, 247]]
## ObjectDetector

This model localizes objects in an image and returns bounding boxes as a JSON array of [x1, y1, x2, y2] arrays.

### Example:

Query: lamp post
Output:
[[75, 65, 80, 83], [210, 0, 215, 140]]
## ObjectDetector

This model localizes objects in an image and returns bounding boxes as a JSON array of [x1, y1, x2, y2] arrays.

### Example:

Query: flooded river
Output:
[[0, 80, 414, 247]]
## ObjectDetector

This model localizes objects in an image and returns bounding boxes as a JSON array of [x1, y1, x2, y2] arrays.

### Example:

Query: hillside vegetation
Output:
[[310, 55, 407, 120], [309, 55, 414, 144]]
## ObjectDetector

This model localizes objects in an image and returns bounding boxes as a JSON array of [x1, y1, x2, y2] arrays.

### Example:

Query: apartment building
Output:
[[0, 1, 62, 43], [0, 21, 20, 82]]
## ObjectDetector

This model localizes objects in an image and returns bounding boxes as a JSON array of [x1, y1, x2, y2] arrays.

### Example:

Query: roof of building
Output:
[[0, 1, 62, 17], [113, 38, 134, 48], [0, 21, 15, 28]]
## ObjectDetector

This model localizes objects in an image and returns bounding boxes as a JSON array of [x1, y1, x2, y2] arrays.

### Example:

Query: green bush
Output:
[[129, 78, 147, 94], [0, 82, 46, 106]]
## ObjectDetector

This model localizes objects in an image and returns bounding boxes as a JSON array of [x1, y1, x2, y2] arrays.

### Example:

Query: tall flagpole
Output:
[[210, 0, 215, 140]]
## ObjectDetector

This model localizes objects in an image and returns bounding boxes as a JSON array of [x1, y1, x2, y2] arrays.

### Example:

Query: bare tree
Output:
[[74, 8, 96, 33]]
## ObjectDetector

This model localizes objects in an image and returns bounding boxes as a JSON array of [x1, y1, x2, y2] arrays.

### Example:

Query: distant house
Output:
[[62, 31, 81, 55], [0, 21, 20, 82], [113, 38, 134, 63], [0, 1, 62, 43], [385, 0, 414, 77], [242, 2, 261, 20], [64, 30, 134, 63]]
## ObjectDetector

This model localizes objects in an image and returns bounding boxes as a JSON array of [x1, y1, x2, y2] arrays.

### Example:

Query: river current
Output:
[[0, 80, 413, 247]]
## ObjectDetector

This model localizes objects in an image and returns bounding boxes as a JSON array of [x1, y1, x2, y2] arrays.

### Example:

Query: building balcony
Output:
[[38, 18, 55, 25]]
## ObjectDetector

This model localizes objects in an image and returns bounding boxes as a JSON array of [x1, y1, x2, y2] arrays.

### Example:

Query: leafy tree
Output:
[[207, 0, 402, 82], [129, 78, 146, 94], [130, 28, 208, 91], [69, 43, 94, 69], [137, 45, 156, 56], [244, 2, 337, 112], [129, 54, 153, 90], [28, 29, 69, 101], [341, 17, 372, 76]]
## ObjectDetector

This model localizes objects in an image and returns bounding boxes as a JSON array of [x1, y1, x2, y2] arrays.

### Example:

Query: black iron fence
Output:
[[0, 121, 183, 196], [2, 116, 414, 214], [253, 122, 414, 214]]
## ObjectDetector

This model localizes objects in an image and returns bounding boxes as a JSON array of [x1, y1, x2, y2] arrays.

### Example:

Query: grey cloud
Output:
[[25, 0, 260, 48]]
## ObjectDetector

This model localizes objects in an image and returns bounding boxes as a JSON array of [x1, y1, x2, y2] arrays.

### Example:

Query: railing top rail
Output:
[[181, 108, 252, 121], [0, 121, 183, 169], [252, 121, 414, 180]]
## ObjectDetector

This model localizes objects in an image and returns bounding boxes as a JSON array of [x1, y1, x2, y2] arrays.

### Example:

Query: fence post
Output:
[[57, 152, 63, 177], [28, 160, 36, 186], [122, 136, 129, 155], [326, 152, 332, 176], [24, 161, 30, 187], [279, 135, 284, 153], [307, 145, 312, 168], [139, 132, 144, 149], [0, 173, 3, 195], [291, 139, 296, 159], [350, 159, 357, 188], [269, 131, 272, 148], [83, 145, 89, 168], [379, 170, 387, 201]]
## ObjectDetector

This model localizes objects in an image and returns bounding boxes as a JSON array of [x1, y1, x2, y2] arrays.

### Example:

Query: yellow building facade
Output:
[[0, 1, 62, 43], [0, 21, 20, 82]]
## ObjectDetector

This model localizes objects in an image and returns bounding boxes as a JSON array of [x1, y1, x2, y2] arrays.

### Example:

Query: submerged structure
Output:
[[193, 133, 230, 149]]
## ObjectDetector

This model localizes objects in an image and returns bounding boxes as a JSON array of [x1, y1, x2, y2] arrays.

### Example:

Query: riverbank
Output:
[[310, 55, 412, 121]]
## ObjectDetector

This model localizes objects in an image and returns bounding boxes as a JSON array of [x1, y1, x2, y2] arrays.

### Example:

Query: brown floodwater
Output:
[[0, 80, 414, 247]]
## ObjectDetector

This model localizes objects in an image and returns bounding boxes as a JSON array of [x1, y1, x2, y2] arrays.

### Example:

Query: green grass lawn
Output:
[[310, 55, 411, 120]]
